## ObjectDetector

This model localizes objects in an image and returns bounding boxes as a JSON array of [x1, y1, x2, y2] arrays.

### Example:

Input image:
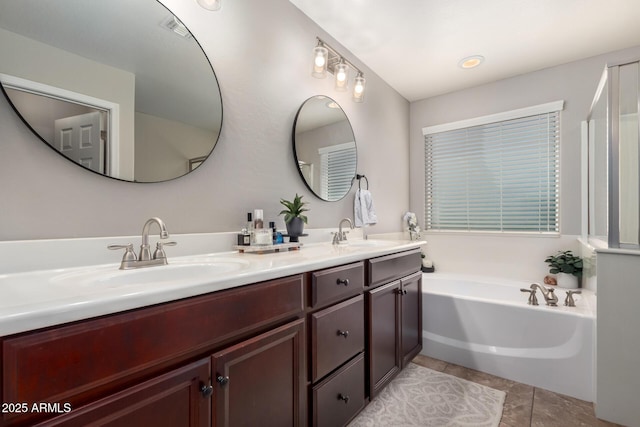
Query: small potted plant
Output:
[[279, 193, 309, 241], [544, 250, 583, 289]]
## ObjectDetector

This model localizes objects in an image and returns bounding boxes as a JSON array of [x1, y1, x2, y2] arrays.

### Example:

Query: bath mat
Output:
[[348, 363, 505, 427]]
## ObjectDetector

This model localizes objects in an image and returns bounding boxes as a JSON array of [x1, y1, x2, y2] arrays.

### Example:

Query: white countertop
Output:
[[0, 239, 424, 337]]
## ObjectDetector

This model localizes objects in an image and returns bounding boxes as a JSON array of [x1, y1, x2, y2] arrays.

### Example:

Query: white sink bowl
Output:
[[343, 239, 397, 248], [50, 258, 251, 289]]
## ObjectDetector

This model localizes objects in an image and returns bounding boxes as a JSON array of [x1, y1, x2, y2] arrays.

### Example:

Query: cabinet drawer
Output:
[[2, 274, 304, 420], [311, 295, 364, 382], [312, 353, 365, 427], [310, 261, 364, 309], [368, 248, 421, 288]]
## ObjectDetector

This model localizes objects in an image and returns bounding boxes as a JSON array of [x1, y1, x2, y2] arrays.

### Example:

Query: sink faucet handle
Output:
[[108, 244, 137, 267], [153, 241, 177, 261], [564, 290, 582, 307]]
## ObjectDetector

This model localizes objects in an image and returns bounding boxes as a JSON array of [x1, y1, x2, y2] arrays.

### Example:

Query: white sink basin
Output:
[[343, 239, 397, 248], [51, 258, 251, 289]]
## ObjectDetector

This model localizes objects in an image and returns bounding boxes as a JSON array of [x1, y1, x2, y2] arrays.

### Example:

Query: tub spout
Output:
[[530, 283, 558, 306]]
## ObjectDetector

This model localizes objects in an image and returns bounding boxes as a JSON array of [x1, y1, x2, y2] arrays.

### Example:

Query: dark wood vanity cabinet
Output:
[[366, 249, 422, 398], [1, 275, 306, 427], [0, 247, 422, 427]]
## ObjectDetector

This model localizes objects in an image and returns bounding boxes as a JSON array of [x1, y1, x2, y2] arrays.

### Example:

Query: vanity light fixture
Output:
[[458, 55, 485, 69], [334, 60, 349, 91], [311, 37, 366, 102], [312, 42, 329, 78], [196, 0, 221, 11], [353, 72, 366, 103]]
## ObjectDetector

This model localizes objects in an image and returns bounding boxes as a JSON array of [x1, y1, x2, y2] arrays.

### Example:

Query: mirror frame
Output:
[[292, 95, 357, 202]]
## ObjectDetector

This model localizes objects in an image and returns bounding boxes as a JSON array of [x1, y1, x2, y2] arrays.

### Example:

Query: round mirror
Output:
[[293, 96, 356, 201], [0, 0, 222, 183]]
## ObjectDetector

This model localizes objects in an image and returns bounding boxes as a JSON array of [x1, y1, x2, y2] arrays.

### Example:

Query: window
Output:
[[319, 142, 356, 201], [423, 101, 563, 233]]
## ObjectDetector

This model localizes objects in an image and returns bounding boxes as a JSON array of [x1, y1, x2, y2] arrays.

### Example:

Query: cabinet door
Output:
[[401, 272, 423, 367], [35, 359, 211, 427], [212, 319, 306, 427], [367, 280, 401, 398]]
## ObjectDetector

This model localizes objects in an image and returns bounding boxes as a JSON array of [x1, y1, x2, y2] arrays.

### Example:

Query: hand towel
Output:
[[354, 188, 378, 227]]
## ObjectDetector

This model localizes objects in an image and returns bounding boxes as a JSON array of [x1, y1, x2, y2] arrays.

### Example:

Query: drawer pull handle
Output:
[[200, 383, 214, 398], [338, 393, 350, 404], [337, 329, 350, 338], [216, 375, 230, 386], [336, 278, 350, 287]]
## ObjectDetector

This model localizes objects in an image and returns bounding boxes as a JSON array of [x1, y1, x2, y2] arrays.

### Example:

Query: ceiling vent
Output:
[[162, 16, 192, 39]]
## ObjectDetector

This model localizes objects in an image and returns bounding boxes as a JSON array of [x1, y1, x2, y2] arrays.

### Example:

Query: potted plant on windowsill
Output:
[[279, 193, 309, 242], [544, 250, 583, 289]]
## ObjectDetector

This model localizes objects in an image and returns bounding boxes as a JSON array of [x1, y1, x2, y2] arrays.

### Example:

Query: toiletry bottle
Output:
[[247, 212, 255, 245], [269, 221, 277, 244], [254, 209, 264, 229]]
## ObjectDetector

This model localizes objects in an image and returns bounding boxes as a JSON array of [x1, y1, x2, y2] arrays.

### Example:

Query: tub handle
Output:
[[564, 290, 581, 307], [520, 288, 539, 306]]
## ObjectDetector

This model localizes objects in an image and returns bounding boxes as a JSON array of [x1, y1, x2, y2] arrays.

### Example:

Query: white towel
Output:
[[354, 189, 378, 227]]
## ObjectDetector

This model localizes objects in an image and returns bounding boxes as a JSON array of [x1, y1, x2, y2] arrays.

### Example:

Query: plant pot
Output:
[[286, 217, 305, 241], [555, 273, 579, 289]]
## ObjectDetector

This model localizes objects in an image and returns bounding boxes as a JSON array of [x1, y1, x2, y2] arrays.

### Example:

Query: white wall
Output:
[[410, 45, 640, 283], [0, 0, 410, 240]]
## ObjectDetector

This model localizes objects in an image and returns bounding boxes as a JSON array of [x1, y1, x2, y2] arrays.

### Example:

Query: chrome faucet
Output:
[[108, 217, 176, 269], [139, 217, 169, 261], [530, 283, 558, 306], [332, 218, 353, 244]]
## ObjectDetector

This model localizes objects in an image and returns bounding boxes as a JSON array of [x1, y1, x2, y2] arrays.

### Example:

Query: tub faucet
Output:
[[108, 217, 176, 269], [530, 283, 558, 306], [332, 218, 353, 244]]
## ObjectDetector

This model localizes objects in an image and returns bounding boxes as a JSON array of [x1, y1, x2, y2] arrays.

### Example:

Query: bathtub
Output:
[[420, 273, 595, 401]]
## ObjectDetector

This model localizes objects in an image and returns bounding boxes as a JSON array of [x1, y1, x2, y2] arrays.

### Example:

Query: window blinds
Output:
[[320, 142, 356, 201], [424, 111, 560, 233]]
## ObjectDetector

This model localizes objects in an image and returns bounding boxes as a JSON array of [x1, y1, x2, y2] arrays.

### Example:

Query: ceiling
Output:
[[289, 0, 640, 102]]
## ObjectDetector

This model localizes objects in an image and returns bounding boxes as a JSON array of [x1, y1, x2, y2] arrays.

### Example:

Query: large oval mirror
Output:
[[293, 96, 356, 201], [0, 0, 222, 183]]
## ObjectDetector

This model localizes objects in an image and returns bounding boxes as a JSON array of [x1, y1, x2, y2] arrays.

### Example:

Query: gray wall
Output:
[[0, 0, 410, 241]]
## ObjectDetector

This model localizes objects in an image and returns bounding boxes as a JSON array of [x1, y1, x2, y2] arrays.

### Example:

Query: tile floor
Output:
[[412, 354, 623, 427]]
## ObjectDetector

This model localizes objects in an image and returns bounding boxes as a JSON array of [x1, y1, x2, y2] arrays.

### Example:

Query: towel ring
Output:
[[354, 174, 368, 190]]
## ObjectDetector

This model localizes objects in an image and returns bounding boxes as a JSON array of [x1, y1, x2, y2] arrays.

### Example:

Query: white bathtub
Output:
[[420, 273, 595, 401]]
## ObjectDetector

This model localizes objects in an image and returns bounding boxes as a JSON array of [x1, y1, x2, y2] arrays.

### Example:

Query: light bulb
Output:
[[312, 45, 328, 78], [353, 73, 366, 103], [334, 62, 349, 91]]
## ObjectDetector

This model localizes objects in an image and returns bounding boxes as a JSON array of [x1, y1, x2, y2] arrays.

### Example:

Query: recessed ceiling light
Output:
[[458, 55, 485, 69]]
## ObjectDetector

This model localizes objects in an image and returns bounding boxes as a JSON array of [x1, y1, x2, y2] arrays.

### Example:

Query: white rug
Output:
[[348, 363, 505, 427]]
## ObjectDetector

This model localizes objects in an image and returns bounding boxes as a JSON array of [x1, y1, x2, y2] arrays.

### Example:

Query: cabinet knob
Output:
[[216, 375, 230, 386], [337, 330, 349, 338], [337, 393, 350, 404], [336, 278, 350, 287], [200, 384, 213, 398]]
